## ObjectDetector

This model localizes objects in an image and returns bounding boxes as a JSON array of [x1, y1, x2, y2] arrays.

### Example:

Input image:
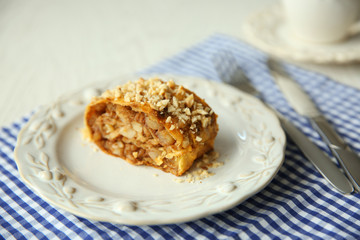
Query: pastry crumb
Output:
[[173, 150, 222, 184], [173, 178, 185, 183]]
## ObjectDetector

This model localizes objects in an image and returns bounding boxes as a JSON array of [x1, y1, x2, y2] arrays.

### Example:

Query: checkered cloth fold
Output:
[[1, 34, 360, 239]]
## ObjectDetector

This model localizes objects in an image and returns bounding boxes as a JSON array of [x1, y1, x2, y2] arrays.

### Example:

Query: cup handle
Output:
[[348, 21, 360, 38]]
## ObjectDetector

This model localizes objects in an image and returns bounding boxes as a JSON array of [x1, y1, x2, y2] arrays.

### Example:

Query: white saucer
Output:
[[243, 5, 360, 64]]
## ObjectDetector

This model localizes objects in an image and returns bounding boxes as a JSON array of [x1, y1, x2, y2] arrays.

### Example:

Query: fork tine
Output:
[[212, 50, 260, 96], [231, 68, 260, 96], [211, 50, 238, 83]]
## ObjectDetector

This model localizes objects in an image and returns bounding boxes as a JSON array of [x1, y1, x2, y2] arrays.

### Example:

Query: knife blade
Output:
[[279, 116, 354, 194], [223, 66, 353, 194], [268, 58, 360, 192]]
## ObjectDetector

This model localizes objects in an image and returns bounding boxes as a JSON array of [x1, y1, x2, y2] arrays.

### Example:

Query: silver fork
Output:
[[212, 51, 354, 194]]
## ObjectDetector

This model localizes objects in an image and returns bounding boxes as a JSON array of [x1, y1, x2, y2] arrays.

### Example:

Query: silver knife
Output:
[[221, 65, 353, 194], [268, 58, 360, 192]]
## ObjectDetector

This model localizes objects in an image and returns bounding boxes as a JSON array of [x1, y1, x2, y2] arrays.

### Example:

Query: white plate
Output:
[[14, 75, 285, 225], [243, 5, 360, 64]]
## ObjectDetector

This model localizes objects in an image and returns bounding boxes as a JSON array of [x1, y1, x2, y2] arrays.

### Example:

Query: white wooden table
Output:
[[1, 0, 359, 126]]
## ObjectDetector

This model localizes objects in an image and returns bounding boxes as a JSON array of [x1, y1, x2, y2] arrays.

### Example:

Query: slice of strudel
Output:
[[84, 77, 218, 176]]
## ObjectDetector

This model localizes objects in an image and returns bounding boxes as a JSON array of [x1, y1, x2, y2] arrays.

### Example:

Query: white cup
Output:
[[282, 0, 360, 43]]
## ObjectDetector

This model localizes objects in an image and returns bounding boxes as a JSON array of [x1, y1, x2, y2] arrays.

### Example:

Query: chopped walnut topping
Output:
[[172, 96, 179, 108], [197, 109, 209, 115], [166, 116, 172, 123], [185, 94, 194, 108], [156, 99, 170, 111], [201, 117, 210, 128], [184, 108, 191, 116], [177, 86, 186, 96], [114, 89, 122, 99], [192, 115, 200, 123], [101, 90, 112, 99], [168, 105, 176, 113], [135, 93, 142, 102], [124, 93, 131, 102], [167, 80, 175, 88], [100, 78, 216, 141]]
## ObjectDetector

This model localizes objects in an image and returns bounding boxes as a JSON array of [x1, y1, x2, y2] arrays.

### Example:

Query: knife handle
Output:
[[311, 116, 360, 192], [311, 116, 346, 149], [273, 73, 320, 117]]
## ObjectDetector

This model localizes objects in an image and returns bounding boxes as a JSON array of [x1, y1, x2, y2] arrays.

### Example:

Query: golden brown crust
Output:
[[84, 78, 218, 176]]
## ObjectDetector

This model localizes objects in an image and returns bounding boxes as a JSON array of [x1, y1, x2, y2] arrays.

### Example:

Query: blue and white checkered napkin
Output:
[[2, 34, 360, 239]]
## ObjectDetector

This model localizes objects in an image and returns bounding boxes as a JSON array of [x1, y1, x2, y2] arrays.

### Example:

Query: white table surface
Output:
[[1, 0, 360, 126]]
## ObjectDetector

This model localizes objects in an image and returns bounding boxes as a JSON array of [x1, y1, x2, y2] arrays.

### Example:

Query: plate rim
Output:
[[14, 74, 286, 225]]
